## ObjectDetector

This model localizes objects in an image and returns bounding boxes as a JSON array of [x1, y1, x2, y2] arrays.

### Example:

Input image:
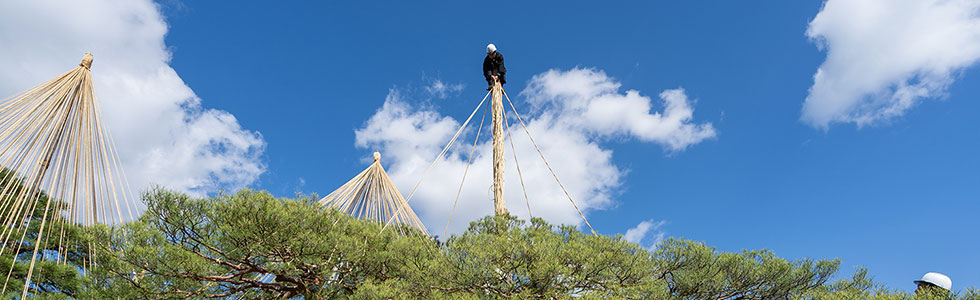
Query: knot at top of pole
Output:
[[373, 151, 381, 162], [79, 52, 93, 69]]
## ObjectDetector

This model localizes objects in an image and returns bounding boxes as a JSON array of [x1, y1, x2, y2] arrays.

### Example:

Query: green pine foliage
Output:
[[2, 186, 977, 299], [0, 169, 92, 299]]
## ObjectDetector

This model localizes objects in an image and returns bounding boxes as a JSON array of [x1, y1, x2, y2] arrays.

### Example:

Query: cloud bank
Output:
[[356, 68, 715, 235], [523, 69, 716, 152], [804, 0, 980, 128], [0, 0, 266, 195]]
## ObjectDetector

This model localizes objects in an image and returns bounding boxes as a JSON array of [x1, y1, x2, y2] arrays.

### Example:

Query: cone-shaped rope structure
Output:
[[318, 152, 429, 236], [0, 53, 137, 297]]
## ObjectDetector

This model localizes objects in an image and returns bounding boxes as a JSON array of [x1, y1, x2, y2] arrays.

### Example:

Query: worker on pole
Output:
[[484, 43, 508, 216], [483, 43, 507, 90]]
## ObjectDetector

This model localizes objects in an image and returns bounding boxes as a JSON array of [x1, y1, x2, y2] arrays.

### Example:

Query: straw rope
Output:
[[503, 112, 532, 219], [443, 99, 489, 238], [501, 89, 597, 236], [318, 151, 429, 235], [377, 86, 598, 238], [381, 90, 492, 231], [491, 82, 506, 216], [0, 53, 137, 297]]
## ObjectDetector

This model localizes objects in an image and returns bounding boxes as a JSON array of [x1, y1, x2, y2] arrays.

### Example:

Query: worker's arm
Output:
[[484, 56, 494, 82], [496, 53, 506, 76]]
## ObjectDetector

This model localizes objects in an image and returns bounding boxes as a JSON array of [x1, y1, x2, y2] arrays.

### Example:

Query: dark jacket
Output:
[[483, 52, 507, 85]]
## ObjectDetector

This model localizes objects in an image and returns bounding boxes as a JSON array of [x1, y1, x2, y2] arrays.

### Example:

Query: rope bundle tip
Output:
[[79, 52, 93, 69]]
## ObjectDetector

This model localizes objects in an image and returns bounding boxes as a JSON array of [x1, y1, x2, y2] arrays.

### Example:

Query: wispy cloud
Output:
[[425, 79, 465, 99], [624, 219, 667, 250], [355, 68, 715, 234], [803, 0, 980, 128]]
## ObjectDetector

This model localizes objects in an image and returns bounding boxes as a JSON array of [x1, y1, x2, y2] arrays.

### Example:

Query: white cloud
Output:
[[0, 0, 265, 195], [624, 219, 667, 250], [424, 79, 465, 99], [522, 68, 716, 152], [355, 68, 714, 235], [803, 0, 980, 128]]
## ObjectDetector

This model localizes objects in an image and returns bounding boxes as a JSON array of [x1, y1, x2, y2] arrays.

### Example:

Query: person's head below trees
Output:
[[483, 43, 506, 91], [916, 272, 953, 296]]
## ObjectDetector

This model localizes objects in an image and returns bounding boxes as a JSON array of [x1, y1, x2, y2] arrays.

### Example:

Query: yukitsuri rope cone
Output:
[[0, 53, 136, 297], [318, 152, 429, 236]]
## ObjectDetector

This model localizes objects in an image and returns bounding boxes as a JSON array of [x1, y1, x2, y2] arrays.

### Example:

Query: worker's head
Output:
[[914, 272, 951, 294], [486, 43, 497, 56]]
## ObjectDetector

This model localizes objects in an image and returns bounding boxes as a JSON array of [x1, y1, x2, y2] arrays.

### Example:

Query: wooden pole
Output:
[[491, 81, 507, 216]]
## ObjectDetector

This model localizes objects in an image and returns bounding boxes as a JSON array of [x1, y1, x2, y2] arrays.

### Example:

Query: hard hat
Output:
[[487, 43, 496, 54], [914, 272, 952, 291]]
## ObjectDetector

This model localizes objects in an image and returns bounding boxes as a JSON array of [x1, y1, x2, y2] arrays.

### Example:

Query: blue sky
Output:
[[1, 0, 978, 293]]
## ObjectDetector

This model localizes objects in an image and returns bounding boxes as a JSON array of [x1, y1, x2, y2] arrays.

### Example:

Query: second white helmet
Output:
[[915, 272, 952, 291], [486, 43, 497, 54]]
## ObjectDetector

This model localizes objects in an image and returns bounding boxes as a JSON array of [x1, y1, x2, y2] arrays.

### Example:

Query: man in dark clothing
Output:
[[483, 43, 506, 90]]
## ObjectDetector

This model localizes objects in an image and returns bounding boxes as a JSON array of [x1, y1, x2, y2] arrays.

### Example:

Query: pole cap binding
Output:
[[79, 52, 93, 69]]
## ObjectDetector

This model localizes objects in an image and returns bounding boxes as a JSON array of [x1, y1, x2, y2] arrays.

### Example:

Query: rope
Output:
[[0, 53, 138, 296], [444, 99, 489, 239], [503, 111, 532, 219], [79, 52, 93, 69], [501, 89, 597, 236], [382, 90, 492, 231]]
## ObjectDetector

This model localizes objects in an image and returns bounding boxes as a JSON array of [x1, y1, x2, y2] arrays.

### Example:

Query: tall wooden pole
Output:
[[491, 81, 507, 216]]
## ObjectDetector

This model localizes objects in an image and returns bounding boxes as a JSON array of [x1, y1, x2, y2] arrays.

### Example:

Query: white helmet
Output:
[[486, 43, 497, 54], [915, 272, 952, 291]]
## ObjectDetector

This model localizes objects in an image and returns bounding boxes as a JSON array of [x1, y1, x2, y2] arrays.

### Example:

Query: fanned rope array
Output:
[[502, 88, 596, 236], [444, 98, 490, 238], [381, 90, 492, 232], [383, 85, 597, 238], [0, 53, 137, 297], [319, 152, 429, 236], [443, 84, 595, 236]]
